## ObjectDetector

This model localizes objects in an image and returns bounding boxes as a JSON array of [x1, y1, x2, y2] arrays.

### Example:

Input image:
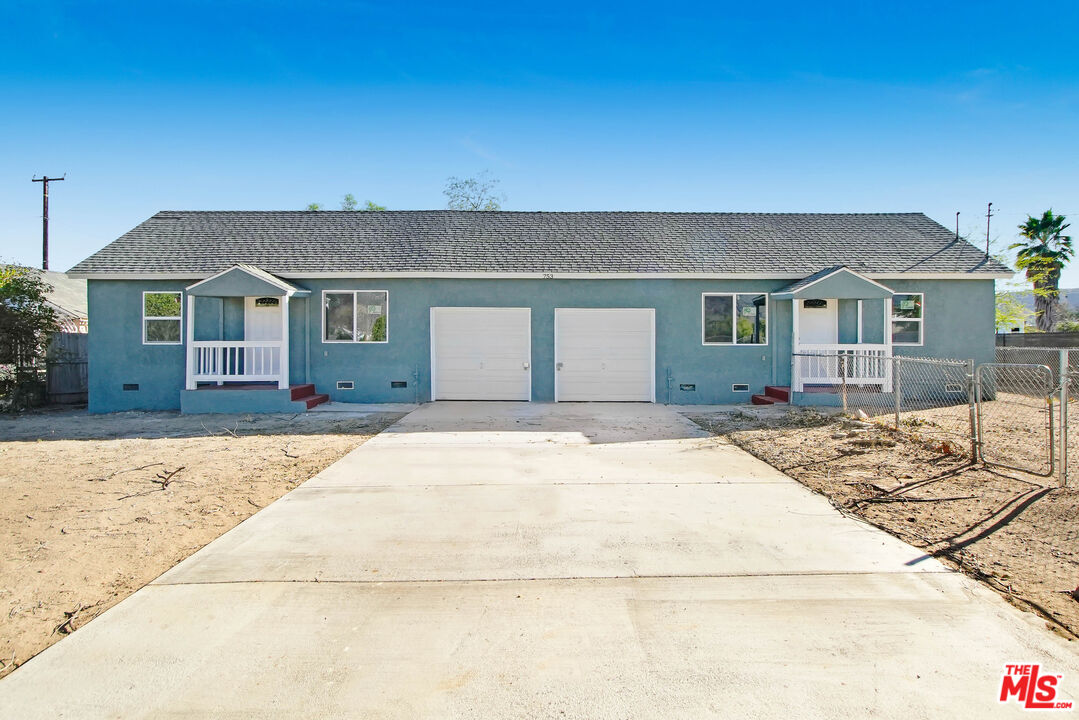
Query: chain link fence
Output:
[[975, 363, 1055, 476], [994, 346, 1077, 484], [792, 353, 976, 457], [792, 350, 1067, 481]]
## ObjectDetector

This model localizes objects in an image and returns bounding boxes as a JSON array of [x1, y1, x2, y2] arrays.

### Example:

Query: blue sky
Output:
[[2, 1, 1077, 285]]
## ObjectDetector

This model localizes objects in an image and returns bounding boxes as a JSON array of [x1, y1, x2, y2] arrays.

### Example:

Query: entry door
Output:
[[244, 297, 282, 377], [798, 300, 838, 345], [431, 308, 531, 401], [555, 308, 655, 402]]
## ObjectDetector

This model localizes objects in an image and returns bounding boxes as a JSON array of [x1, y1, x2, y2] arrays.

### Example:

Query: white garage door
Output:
[[555, 308, 655, 402], [431, 307, 531, 401]]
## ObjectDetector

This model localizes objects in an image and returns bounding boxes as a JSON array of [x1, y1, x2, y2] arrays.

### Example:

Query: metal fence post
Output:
[[841, 356, 848, 413], [1061, 349, 1069, 487], [966, 358, 977, 463], [893, 356, 902, 429]]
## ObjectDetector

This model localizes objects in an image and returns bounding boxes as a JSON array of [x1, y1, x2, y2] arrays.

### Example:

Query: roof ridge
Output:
[[152, 209, 930, 216]]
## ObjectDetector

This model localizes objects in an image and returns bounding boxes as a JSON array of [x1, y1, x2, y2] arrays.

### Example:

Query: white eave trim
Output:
[[68, 270, 1015, 281]]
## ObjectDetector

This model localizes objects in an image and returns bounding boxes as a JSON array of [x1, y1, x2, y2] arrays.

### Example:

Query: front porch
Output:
[[776, 267, 896, 401], [180, 383, 329, 414], [181, 265, 327, 413]]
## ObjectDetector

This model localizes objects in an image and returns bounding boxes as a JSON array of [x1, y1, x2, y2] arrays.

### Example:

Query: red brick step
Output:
[[289, 384, 316, 401], [764, 385, 791, 402], [300, 393, 330, 409]]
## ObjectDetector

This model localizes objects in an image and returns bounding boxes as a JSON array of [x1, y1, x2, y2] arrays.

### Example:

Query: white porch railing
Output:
[[793, 343, 892, 393], [190, 341, 283, 383]]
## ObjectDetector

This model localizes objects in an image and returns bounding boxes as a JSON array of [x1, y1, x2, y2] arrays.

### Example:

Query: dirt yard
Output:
[[0, 407, 404, 677], [689, 406, 1079, 642]]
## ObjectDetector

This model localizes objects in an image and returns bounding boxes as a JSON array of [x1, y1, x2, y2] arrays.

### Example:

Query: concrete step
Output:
[[764, 385, 791, 402], [750, 394, 776, 405], [289, 384, 316, 401]]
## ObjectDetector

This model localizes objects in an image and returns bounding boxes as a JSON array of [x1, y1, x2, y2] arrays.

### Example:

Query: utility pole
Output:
[[31, 175, 65, 270], [985, 201, 993, 258]]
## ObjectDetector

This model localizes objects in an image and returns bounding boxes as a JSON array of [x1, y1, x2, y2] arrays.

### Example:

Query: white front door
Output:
[[555, 308, 655, 402], [798, 299, 838, 345], [244, 297, 282, 378], [430, 307, 532, 401]]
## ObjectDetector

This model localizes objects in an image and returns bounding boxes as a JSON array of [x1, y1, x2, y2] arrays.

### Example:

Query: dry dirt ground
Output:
[[689, 405, 1079, 644], [0, 407, 404, 678]]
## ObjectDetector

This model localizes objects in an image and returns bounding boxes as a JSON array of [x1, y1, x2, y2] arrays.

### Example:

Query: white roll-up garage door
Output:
[[430, 307, 532, 401], [555, 308, 655, 402]]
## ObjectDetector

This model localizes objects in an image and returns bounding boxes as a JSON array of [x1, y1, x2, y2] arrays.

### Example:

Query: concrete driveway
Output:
[[2, 402, 1076, 718]]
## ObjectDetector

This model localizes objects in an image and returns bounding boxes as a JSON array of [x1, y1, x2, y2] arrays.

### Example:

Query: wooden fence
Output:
[[46, 332, 88, 404], [996, 332, 1079, 348]]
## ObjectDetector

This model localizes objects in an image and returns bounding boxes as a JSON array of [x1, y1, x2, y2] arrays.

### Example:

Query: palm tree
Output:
[[1010, 210, 1073, 331]]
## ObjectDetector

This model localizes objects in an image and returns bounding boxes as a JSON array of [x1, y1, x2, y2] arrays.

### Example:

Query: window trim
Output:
[[142, 290, 183, 346], [701, 292, 770, 346], [890, 292, 925, 347], [321, 289, 389, 344]]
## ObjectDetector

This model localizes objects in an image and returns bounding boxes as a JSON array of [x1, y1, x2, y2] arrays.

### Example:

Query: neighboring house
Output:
[[0, 267, 88, 333], [67, 211, 1010, 414], [42, 270, 89, 333]]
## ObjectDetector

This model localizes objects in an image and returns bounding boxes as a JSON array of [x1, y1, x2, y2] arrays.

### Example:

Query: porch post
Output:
[[185, 294, 196, 390], [279, 294, 290, 390], [791, 300, 802, 392], [883, 298, 894, 392]]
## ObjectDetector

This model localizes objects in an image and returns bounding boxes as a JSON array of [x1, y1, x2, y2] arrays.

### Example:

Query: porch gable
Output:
[[773, 266, 894, 301], [185, 264, 310, 298]]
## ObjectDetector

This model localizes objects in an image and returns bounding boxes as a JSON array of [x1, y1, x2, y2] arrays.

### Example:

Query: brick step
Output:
[[297, 393, 330, 409], [289, 384, 316, 401], [764, 385, 791, 402], [751, 394, 776, 405]]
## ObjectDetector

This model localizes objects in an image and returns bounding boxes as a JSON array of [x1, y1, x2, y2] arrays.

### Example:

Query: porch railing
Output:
[[190, 341, 283, 383], [793, 343, 892, 393]]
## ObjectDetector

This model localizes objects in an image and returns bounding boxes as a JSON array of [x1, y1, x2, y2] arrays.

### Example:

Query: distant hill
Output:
[[1008, 288, 1079, 313], [997, 288, 1079, 332]]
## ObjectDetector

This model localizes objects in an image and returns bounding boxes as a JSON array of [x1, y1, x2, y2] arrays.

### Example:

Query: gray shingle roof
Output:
[[68, 211, 1011, 277]]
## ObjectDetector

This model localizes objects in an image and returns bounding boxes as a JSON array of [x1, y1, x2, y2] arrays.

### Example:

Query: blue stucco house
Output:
[[67, 211, 1010, 413]]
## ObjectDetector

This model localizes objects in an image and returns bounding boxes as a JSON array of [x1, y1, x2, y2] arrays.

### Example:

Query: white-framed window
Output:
[[142, 291, 183, 345], [702, 293, 768, 345], [891, 293, 924, 346], [323, 290, 389, 343]]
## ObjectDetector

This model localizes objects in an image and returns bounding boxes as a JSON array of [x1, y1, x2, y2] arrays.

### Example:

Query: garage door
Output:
[[431, 308, 531, 401], [555, 308, 655, 402]]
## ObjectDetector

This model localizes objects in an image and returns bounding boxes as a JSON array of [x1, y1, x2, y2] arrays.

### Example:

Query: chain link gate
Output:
[[975, 363, 1055, 476]]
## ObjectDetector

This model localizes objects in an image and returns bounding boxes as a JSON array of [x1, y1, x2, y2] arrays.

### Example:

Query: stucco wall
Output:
[[88, 279, 190, 412], [86, 277, 997, 412]]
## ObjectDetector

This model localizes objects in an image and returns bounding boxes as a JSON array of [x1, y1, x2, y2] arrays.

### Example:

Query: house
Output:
[[0, 267, 88, 333], [42, 270, 89, 333], [67, 211, 1010, 414]]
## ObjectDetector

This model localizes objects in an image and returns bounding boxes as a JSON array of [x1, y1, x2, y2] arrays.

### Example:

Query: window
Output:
[[143, 291, 182, 344], [323, 290, 388, 343], [703, 293, 768, 345], [891, 293, 924, 345]]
